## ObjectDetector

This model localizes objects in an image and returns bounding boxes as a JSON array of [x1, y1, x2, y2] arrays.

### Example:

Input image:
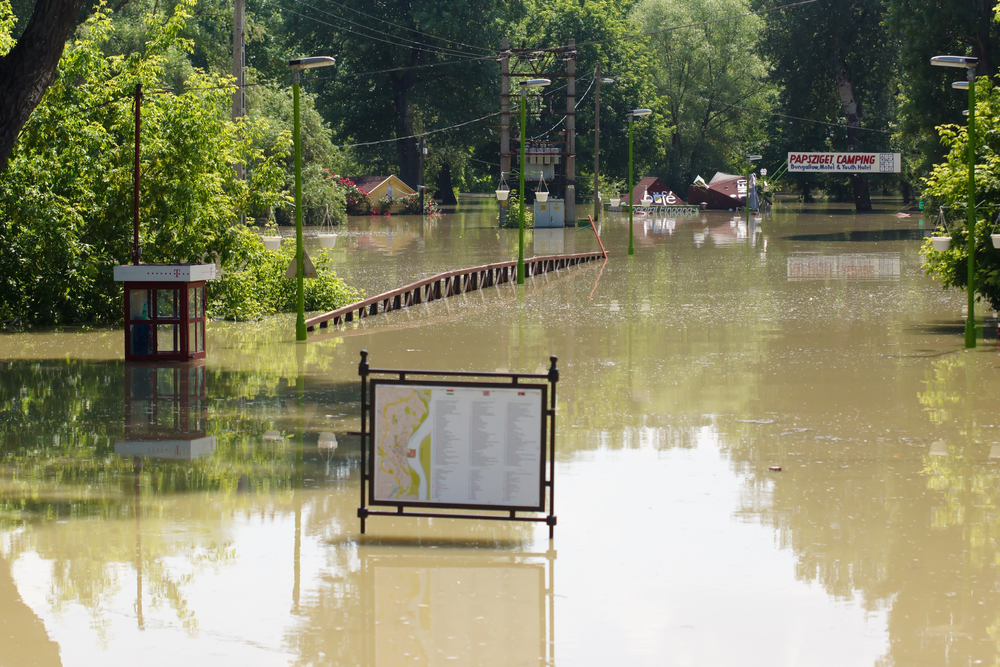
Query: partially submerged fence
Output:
[[305, 251, 607, 333]]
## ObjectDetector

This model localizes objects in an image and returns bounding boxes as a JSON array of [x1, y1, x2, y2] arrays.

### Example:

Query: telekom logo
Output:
[[173, 268, 182, 277]]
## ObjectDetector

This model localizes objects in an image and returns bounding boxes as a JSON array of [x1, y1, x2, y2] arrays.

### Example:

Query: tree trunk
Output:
[[832, 59, 872, 212], [391, 74, 418, 189], [0, 0, 89, 173], [437, 163, 456, 205]]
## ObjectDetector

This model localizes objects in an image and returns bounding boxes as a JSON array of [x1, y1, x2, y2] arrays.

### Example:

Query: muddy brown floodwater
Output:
[[1, 198, 998, 666]]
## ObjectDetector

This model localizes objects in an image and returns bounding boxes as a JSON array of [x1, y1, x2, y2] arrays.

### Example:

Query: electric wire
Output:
[[333, 112, 500, 148], [286, 0, 486, 58], [529, 73, 597, 140], [277, 5, 487, 60], [311, 0, 493, 54]]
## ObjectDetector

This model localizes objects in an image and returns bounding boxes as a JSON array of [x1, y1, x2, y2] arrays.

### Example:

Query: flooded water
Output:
[[2, 198, 998, 666]]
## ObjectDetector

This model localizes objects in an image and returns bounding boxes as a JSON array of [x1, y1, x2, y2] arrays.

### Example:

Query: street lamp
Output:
[[627, 109, 652, 256], [518, 78, 550, 284], [289, 56, 335, 342], [745, 155, 762, 242], [593, 64, 614, 222], [931, 54, 978, 348]]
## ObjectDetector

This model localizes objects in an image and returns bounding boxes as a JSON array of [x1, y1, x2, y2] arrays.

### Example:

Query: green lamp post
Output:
[[289, 56, 335, 342], [627, 109, 652, 256], [517, 78, 550, 284], [931, 55, 978, 349]]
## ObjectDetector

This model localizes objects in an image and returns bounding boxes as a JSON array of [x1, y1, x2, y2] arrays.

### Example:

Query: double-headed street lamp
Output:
[[931, 54, 978, 348], [627, 109, 652, 256], [517, 78, 550, 284], [289, 56, 335, 342]]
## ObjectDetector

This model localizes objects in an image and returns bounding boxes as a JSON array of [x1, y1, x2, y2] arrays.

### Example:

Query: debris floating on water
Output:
[[768, 465, 782, 472]]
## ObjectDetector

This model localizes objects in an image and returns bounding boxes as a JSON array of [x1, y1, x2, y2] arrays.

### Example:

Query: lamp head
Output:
[[289, 56, 335, 70], [931, 55, 978, 69], [600, 78, 614, 84], [520, 78, 551, 88], [628, 109, 652, 121], [952, 81, 970, 90], [746, 155, 762, 162]]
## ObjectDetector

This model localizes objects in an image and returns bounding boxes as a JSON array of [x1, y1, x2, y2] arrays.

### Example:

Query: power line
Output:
[[315, 55, 496, 80], [310, 0, 493, 54], [334, 112, 500, 148], [278, 5, 484, 60], [530, 73, 597, 140], [287, 0, 485, 59]]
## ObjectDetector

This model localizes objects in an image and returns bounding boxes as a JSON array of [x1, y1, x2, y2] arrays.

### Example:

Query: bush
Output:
[[208, 226, 361, 321], [922, 78, 1000, 310], [336, 177, 373, 216]]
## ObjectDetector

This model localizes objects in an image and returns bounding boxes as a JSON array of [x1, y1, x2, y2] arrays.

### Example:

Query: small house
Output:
[[629, 177, 686, 206], [349, 175, 416, 206], [687, 172, 747, 210]]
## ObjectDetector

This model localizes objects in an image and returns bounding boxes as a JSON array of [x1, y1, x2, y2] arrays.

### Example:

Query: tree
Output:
[[0, 0, 357, 325], [634, 0, 773, 193], [887, 0, 999, 180], [0, 0, 92, 174], [285, 0, 506, 189], [921, 78, 1000, 310], [754, 0, 897, 210]]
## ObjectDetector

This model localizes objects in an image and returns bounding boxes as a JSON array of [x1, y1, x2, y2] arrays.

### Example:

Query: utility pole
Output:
[[417, 138, 427, 213], [565, 39, 576, 224], [593, 62, 602, 223], [232, 0, 246, 180], [500, 37, 510, 227]]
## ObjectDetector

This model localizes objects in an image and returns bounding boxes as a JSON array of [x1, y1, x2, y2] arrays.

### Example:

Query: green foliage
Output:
[[0, 0, 14, 55], [207, 226, 361, 321], [753, 0, 898, 199], [634, 0, 772, 192], [922, 78, 1000, 310], [0, 0, 359, 326], [498, 191, 533, 229]]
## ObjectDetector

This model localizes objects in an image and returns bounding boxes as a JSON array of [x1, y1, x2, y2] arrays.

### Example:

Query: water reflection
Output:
[[1, 201, 998, 665]]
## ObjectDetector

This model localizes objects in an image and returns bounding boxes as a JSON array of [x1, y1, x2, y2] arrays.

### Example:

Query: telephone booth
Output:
[[114, 360, 215, 460], [114, 264, 217, 362]]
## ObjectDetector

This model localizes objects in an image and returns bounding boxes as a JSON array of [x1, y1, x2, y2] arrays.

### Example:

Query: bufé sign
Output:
[[787, 152, 901, 173]]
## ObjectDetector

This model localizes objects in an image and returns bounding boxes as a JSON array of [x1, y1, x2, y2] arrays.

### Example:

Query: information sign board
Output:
[[357, 352, 559, 537], [370, 381, 546, 511], [787, 152, 901, 173]]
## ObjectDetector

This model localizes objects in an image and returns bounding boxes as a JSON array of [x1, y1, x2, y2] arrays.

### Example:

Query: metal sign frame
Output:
[[358, 350, 559, 538]]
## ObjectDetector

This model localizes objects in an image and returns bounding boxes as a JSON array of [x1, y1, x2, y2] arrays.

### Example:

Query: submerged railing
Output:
[[305, 251, 607, 333]]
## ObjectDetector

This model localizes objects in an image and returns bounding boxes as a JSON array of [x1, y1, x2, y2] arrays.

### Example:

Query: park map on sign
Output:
[[375, 387, 432, 501]]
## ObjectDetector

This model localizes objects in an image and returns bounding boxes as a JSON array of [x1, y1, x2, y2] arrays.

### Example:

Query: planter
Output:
[[318, 233, 338, 248], [930, 236, 952, 252], [535, 192, 549, 203], [496, 189, 510, 201], [992, 234, 1000, 249], [262, 235, 282, 251], [609, 198, 621, 207]]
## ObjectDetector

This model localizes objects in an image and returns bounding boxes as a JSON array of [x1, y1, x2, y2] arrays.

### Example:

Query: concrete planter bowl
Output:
[[931, 236, 952, 252], [262, 236, 282, 251], [318, 233, 338, 248], [992, 234, 1000, 249]]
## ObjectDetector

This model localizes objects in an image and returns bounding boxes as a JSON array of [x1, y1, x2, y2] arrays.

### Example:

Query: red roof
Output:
[[629, 177, 686, 205]]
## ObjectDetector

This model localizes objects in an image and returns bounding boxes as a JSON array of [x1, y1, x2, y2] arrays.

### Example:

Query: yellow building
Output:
[[349, 175, 416, 210]]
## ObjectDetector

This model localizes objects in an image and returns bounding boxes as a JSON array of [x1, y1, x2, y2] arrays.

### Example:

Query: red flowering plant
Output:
[[329, 173, 373, 216], [400, 193, 441, 216]]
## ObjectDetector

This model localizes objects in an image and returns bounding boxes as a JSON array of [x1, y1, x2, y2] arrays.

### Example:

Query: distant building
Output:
[[629, 177, 686, 206], [348, 175, 416, 203], [687, 172, 747, 210]]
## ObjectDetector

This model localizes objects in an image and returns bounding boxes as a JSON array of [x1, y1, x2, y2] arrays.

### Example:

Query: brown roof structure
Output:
[[629, 177, 686, 206], [687, 172, 746, 210]]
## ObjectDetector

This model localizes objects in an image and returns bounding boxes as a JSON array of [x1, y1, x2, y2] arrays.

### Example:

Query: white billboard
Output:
[[787, 152, 901, 173]]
